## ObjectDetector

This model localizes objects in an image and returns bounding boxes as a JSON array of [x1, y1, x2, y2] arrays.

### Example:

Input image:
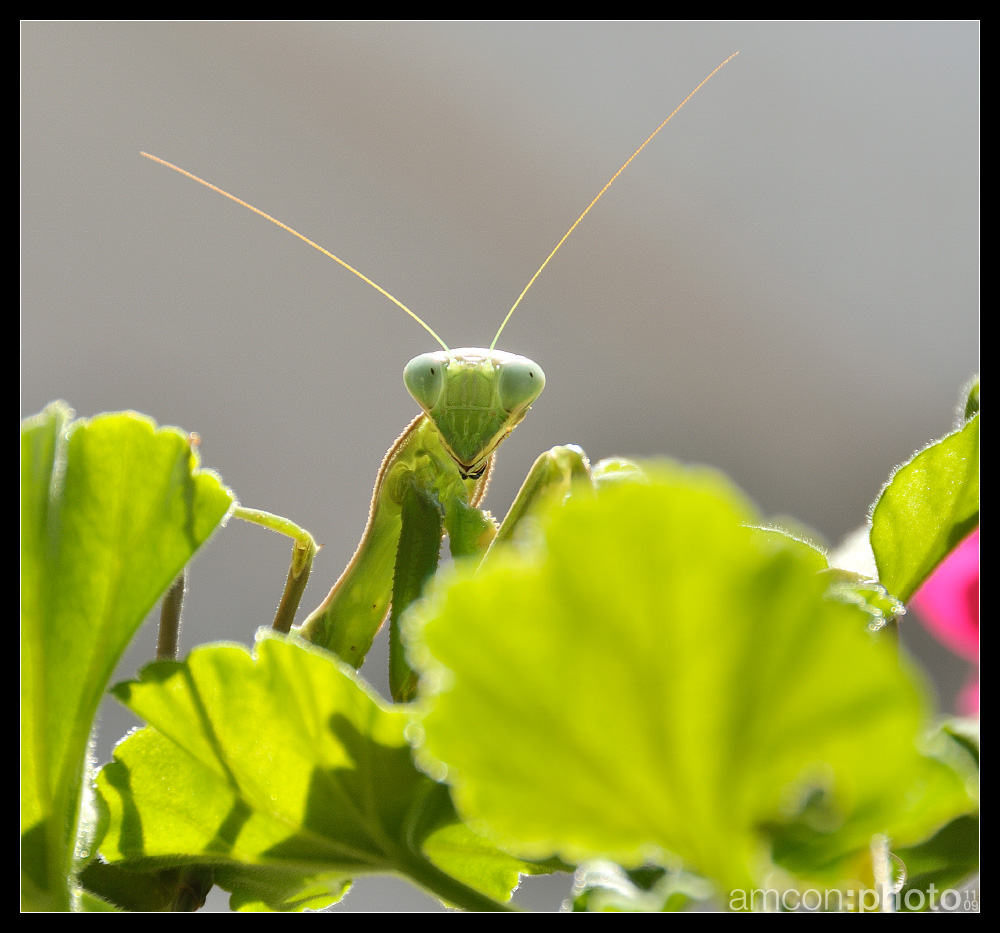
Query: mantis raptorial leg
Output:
[[143, 52, 737, 701]]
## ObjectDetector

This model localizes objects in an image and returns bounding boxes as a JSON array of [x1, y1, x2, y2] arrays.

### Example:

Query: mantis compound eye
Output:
[[497, 356, 545, 415], [403, 352, 446, 411]]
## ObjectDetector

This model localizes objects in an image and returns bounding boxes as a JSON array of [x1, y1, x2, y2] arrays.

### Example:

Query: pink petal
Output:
[[909, 528, 979, 661], [908, 528, 979, 715]]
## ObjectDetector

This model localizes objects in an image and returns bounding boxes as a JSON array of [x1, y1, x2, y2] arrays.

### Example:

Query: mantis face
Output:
[[404, 349, 545, 477]]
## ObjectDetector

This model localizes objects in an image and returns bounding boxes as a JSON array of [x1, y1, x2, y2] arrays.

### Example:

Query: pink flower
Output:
[[909, 528, 979, 714]]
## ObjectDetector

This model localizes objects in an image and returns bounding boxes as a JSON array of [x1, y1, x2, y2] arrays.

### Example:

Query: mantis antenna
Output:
[[142, 51, 736, 355], [489, 50, 739, 351], [139, 151, 451, 352]]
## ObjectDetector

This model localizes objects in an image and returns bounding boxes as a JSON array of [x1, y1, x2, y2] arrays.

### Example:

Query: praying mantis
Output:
[[145, 53, 737, 701]]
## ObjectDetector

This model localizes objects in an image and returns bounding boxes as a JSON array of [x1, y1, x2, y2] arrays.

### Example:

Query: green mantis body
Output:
[[297, 348, 590, 699], [144, 54, 736, 701]]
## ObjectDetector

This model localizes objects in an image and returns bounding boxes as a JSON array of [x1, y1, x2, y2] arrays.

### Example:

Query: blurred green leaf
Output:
[[570, 862, 713, 912], [823, 573, 906, 628], [748, 524, 828, 573], [21, 402, 233, 910], [891, 718, 978, 910], [870, 415, 979, 603], [942, 718, 979, 768], [408, 464, 975, 898], [98, 634, 535, 911], [895, 815, 979, 911]]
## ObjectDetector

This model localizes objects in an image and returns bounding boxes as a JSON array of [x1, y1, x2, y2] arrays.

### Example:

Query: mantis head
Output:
[[404, 349, 545, 476]]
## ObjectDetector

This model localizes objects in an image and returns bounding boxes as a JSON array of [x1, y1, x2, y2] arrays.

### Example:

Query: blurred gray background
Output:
[[22, 22, 978, 910]]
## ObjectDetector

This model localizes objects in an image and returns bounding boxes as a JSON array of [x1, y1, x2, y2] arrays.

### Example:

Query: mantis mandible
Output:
[[144, 53, 737, 701]]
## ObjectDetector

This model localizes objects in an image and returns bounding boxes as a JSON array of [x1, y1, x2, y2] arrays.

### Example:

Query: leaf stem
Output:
[[233, 506, 317, 632], [156, 572, 185, 660]]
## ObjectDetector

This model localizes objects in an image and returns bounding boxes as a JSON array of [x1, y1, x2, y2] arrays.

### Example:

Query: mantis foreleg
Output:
[[489, 445, 593, 556], [296, 415, 494, 670], [389, 479, 445, 702]]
